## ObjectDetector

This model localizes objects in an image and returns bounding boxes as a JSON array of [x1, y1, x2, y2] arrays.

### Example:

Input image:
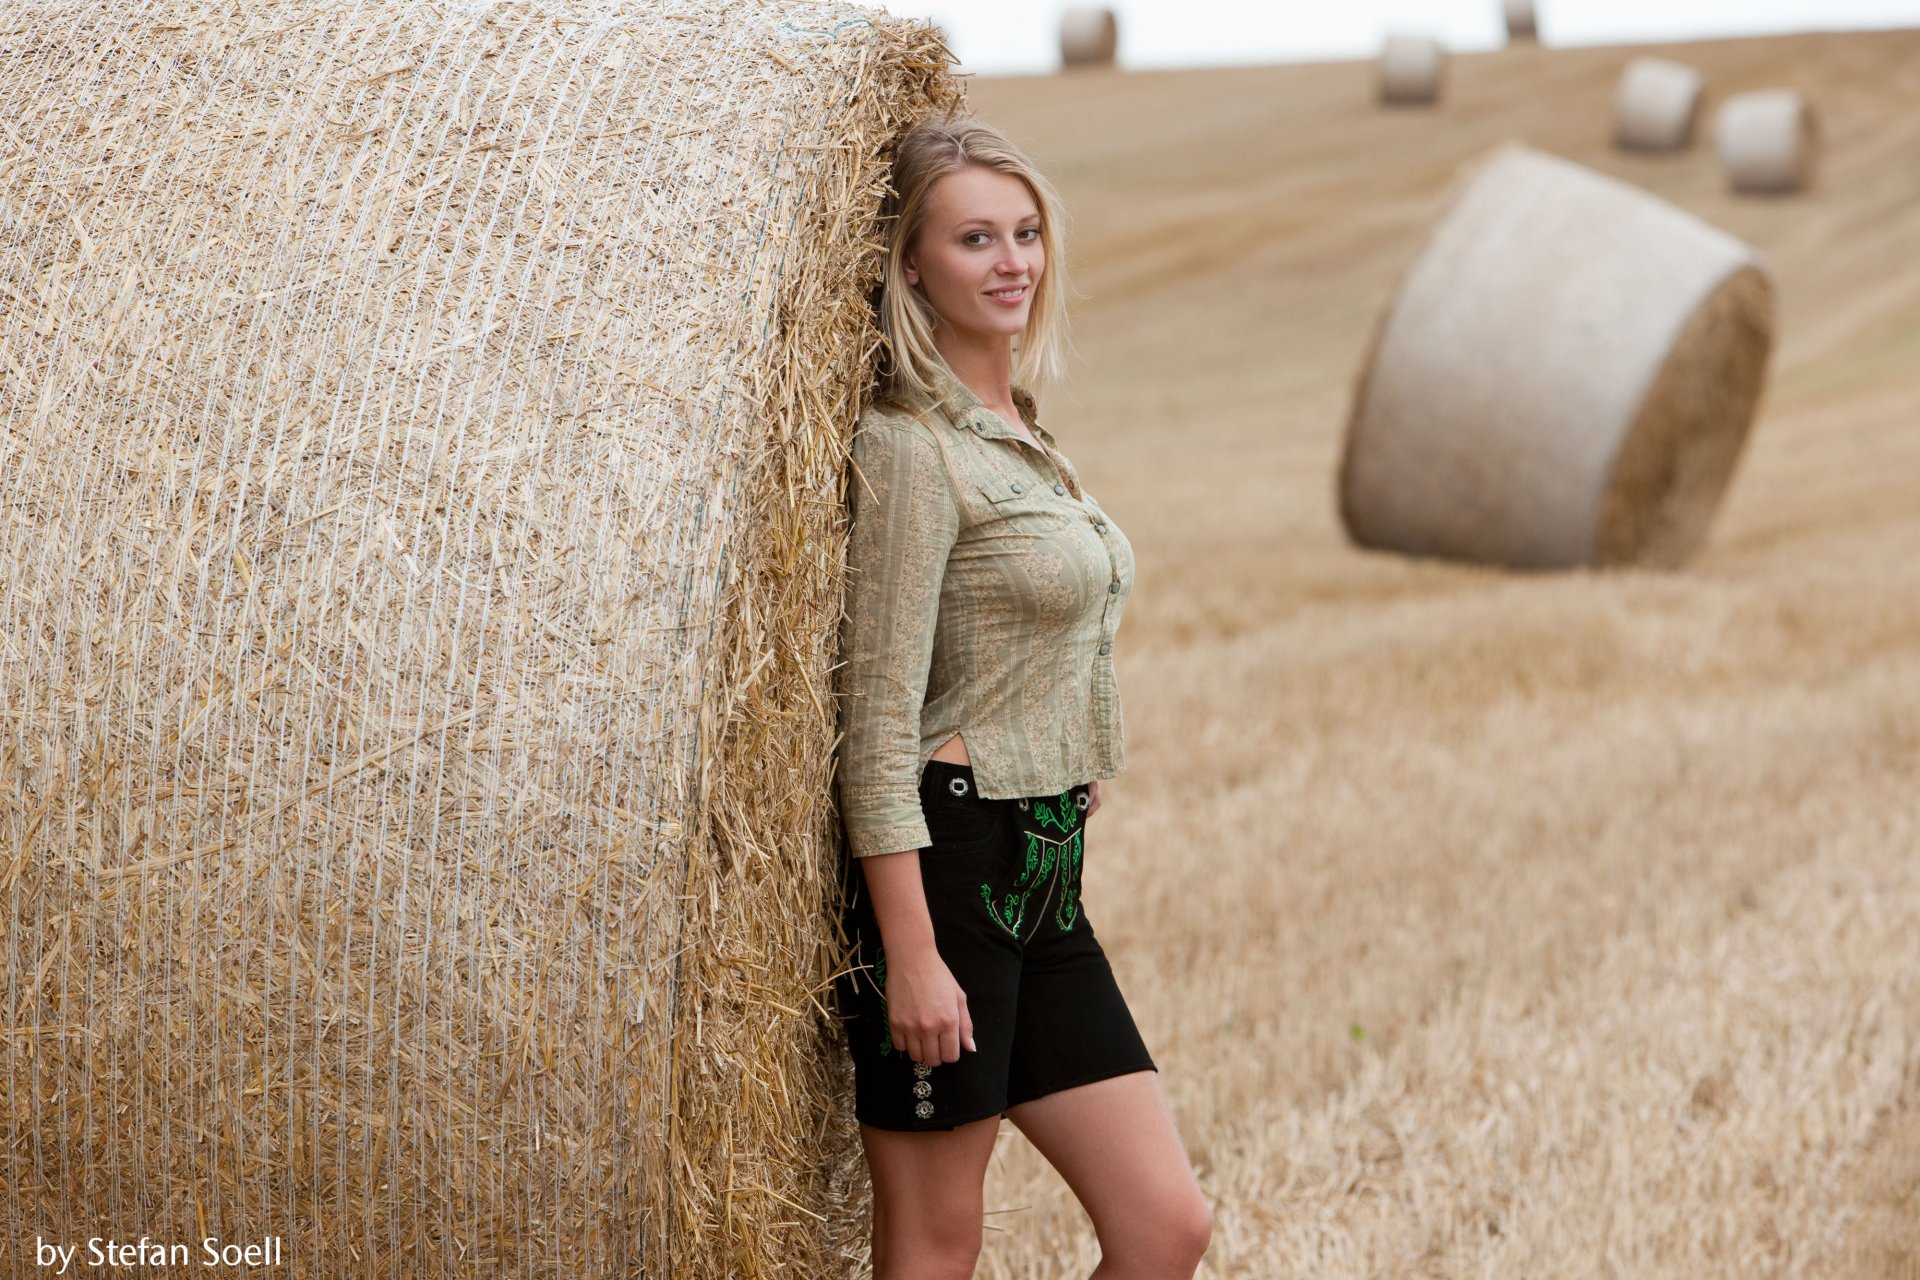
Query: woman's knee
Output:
[[1172, 1192, 1214, 1264], [1098, 1189, 1212, 1274], [873, 1216, 983, 1280]]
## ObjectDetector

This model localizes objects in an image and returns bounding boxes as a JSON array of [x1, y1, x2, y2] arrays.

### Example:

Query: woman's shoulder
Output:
[[848, 397, 969, 522], [854, 397, 944, 452]]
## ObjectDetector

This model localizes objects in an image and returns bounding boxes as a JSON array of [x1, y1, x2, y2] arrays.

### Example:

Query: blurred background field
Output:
[[960, 28, 1920, 1278]]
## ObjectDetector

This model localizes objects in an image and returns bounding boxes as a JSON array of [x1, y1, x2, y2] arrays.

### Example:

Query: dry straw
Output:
[[1060, 6, 1119, 70], [0, 1, 958, 1276], [1339, 146, 1775, 570], [1379, 34, 1446, 107], [1717, 89, 1818, 194], [1503, 0, 1539, 43], [1615, 55, 1706, 152]]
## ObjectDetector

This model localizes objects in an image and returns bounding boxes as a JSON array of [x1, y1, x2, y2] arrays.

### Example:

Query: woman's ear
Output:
[[902, 253, 919, 287]]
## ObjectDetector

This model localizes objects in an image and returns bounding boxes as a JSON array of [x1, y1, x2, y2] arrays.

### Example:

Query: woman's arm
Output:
[[837, 416, 959, 857], [838, 416, 973, 1063]]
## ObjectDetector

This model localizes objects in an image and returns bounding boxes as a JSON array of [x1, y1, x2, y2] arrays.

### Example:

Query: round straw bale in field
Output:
[[0, 2, 958, 1276], [1615, 56, 1706, 151], [1717, 89, 1819, 194], [1504, 0, 1540, 42], [1340, 146, 1776, 569], [1380, 34, 1447, 106], [1061, 6, 1119, 68]]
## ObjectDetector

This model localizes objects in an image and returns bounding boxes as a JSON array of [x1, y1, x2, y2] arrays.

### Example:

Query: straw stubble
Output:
[[965, 29, 1920, 1277]]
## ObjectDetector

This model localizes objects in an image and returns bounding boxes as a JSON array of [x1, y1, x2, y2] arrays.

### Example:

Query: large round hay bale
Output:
[[0, 1, 958, 1275], [1380, 34, 1447, 106], [1717, 89, 1819, 194], [1504, 0, 1540, 42], [1339, 147, 1776, 570], [1615, 56, 1706, 152], [1061, 7, 1119, 68]]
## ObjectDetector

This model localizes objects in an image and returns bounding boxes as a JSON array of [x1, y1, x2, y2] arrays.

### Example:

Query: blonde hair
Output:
[[875, 114, 1072, 405]]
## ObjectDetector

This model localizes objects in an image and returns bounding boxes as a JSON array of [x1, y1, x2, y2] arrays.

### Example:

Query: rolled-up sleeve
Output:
[[836, 416, 960, 858]]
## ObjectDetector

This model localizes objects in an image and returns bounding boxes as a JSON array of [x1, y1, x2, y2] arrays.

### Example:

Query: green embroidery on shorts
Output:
[[981, 816, 1086, 938], [1030, 790, 1080, 835], [1053, 829, 1085, 931], [981, 835, 1051, 936]]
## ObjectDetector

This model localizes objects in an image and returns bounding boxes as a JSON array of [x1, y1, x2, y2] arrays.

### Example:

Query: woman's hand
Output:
[[856, 849, 975, 1064], [885, 948, 976, 1066], [1086, 779, 1102, 819]]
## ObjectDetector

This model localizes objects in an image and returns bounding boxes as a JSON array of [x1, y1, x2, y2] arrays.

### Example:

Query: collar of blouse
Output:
[[891, 356, 1058, 451]]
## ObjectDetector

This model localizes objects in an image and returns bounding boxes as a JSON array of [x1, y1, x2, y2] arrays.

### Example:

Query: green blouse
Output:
[[835, 356, 1135, 858]]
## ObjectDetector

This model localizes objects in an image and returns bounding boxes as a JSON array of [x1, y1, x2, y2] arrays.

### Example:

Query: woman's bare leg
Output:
[[861, 1114, 1003, 1280], [1004, 1071, 1211, 1279]]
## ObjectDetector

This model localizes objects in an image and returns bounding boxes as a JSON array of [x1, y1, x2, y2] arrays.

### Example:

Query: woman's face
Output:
[[904, 165, 1044, 345]]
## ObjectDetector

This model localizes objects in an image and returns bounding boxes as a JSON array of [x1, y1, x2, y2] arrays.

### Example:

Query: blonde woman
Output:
[[833, 115, 1211, 1280]]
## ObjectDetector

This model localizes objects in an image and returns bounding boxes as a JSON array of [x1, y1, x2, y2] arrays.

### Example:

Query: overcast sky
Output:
[[869, 0, 1920, 76]]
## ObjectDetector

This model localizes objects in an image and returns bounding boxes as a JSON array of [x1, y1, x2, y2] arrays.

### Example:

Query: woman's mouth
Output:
[[985, 286, 1028, 305]]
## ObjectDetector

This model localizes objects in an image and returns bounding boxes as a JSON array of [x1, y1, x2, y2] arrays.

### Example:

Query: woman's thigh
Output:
[[1003, 1070, 1209, 1257], [860, 1114, 1003, 1247]]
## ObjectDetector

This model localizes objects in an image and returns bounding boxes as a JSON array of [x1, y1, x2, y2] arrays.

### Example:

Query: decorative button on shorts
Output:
[[835, 759, 1157, 1132]]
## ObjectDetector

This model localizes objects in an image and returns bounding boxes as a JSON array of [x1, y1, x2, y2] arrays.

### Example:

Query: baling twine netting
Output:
[[0, 1, 959, 1274]]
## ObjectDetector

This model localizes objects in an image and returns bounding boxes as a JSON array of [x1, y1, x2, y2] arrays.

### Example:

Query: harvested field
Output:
[[961, 28, 1920, 1279]]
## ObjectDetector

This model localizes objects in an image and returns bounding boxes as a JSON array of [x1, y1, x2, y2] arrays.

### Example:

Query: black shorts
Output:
[[835, 759, 1157, 1132]]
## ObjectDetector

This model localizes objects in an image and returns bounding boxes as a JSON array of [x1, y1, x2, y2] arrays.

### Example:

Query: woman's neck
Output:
[[933, 329, 1015, 412]]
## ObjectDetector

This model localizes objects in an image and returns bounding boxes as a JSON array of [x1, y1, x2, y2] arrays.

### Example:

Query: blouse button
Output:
[[1010, 482, 1023, 494], [1109, 581, 1120, 594], [1098, 642, 1112, 655], [1053, 483, 1067, 496], [1093, 521, 1107, 533]]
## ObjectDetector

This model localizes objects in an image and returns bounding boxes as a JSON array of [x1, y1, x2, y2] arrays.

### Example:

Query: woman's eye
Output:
[[1018, 227, 1040, 241]]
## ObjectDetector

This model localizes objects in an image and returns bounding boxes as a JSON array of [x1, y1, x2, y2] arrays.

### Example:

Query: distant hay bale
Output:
[[1504, 0, 1540, 42], [1615, 56, 1706, 152], [0, 1, 958, 1276], [1061, 6, 1119, 68], [1717, 89, 1819, 194], [1380, 34, 1447, 106], [1340, 146, 1776, 570]]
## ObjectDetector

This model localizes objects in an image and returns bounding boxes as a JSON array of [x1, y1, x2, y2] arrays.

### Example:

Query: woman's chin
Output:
[[972, 309, 1032, 338]]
